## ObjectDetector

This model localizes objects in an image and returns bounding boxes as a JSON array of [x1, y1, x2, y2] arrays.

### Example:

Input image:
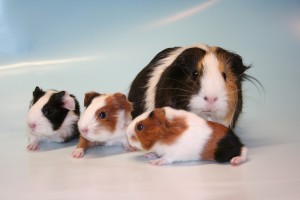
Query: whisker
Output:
[[156, 87, 195, 94], [162, 77, 196, 90]]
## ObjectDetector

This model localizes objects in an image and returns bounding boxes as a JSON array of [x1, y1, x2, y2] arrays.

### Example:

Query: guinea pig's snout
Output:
[[80, 127, 89, 135], [28, 122, 37, 130], [204, 96, 218, 104]]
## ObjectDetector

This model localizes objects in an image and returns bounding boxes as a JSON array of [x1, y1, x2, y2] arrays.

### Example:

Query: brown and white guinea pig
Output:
[[128, 44, 256, 128], [27, 86, 80, 151], [126, 107, 247, 166], [72, 92, 133, 158]]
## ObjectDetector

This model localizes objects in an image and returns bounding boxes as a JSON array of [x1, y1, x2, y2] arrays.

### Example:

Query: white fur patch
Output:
[[78, 95, 130, 145], [189, 53, 228, 125], [27, 90, 57, 136], [78, 95, 107, 132], [144, 44, 209, 112], [152, 107, 212, 163]]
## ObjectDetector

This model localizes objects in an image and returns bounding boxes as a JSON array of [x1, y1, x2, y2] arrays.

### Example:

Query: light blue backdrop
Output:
[[0, 0, 300, 142]]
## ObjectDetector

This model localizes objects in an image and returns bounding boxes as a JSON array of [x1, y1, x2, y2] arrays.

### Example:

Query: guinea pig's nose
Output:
[[28, 122, 37, 130], [204, 96, 218, 104], [81, 127, 89, 135]]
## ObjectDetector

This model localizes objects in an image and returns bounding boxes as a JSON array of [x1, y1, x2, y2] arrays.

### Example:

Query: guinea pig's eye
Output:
[[222, 72, 227, 81], [98, 112, 106, 119], [192, 71, 199, 80], [42, 107, 51, 116], [136, 123, 144, 131]]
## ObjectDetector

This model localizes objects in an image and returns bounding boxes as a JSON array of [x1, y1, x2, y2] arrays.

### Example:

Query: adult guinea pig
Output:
[[72, 92, 133, 158], [128, 44, 256, 128], [126, 107, 247, 166], [27, 86, 80, 151]]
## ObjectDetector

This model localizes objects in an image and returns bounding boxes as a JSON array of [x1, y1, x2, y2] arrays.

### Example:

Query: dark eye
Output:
[[222, 72, 227, 81], [99, 112, 106, 119], [136, 123, 143, 131], [192, 71, 199, 80], [42, 107, 51, 116]]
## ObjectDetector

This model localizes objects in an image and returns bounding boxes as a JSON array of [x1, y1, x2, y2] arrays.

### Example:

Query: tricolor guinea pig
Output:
[[72, 92, 133, 158], [126, 107, 247, 166], [128, 44, 256, 128], [27, 86, 80, 151]]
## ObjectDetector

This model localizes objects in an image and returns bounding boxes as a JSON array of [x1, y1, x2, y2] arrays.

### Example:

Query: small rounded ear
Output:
[[61, 91, 76, 111], [149, 108, 167, 127], [113, 93, 132, 112], [84, 92, 100, 107]]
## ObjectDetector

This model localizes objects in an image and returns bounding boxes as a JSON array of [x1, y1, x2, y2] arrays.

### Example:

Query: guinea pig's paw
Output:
[[123, 144, 137, 152], [27, 143, 39, 151], [143, 152, 158, 159], [148, 157, 168, 166], [230, 156, 244, 166], [72, 148, 85, 158]]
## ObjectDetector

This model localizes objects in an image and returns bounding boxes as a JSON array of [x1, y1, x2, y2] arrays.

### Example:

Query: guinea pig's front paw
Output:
[[148, 157, 169, 166], [72, 148, 85, 158], [123, 143, 137, 152], [27, 143, 39, 151]]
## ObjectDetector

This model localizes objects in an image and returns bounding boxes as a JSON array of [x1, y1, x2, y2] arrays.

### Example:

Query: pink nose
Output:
[[204, 96, 218, 105], [28, 122, 36, 130], [81, 127, 89, 135]]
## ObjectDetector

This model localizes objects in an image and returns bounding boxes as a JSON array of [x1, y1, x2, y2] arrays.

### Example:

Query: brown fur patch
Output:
[[94, 93, 132, 133], [135, 108, 188, 150], [211, 47, 239, 127], [200, 121, 228, 161], [76, 135, 90, 151], [84, 92, 101, 107]]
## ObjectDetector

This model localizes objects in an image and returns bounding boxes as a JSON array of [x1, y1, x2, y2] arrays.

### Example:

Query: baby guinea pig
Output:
[[72, 92, 133, 158], [126, 107, 247, 166], [27, 86, 80, 151], [128, 44, 256, 128]]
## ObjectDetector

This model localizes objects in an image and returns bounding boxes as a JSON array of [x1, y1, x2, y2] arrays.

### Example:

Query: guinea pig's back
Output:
[[128, 47, 180, 118], [200, 121, 243, 162]]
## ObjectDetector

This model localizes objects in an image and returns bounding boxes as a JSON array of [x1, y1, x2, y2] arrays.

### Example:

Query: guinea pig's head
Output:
[[27, 86, 79, 136], [78, 92, 132, 142], [126, 108, 169, 151], [159, 46, 250, 128]]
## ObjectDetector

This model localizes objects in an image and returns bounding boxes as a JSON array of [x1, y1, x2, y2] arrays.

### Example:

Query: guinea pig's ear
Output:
[[32, 86, 45, 105], [84, 92, 100, 107], [150, 108, 168, 127], [215, 47, 250, 76], [62, 92, 76, 111], [113, 93, 133, 112]]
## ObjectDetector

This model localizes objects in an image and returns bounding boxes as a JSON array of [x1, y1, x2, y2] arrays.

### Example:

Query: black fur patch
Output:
[[155, 47, 206, 110], [128, 47, 179, 118], [215, 47, 250, 128], [31, 86, 46, 106], [42, 91, 80, 131], [214, 129, 243, 163]]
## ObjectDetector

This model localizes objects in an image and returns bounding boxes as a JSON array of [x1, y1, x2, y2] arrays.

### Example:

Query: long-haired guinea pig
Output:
[[128, 44, 258, 128], [27, 86, 80, 151], [126, 107, 247, 166], [72, 92, 133, 158]]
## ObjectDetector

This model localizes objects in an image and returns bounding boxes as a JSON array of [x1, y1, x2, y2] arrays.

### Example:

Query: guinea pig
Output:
[[72, 92, 133, 158], [27, 86, 80, 151], [126, 107, 247, 166], [128, 44, 257, 128]]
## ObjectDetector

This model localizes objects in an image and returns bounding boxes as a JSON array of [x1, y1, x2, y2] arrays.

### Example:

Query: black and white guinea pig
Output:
[[128, 44, 255, 128], [72, 92, 133, 158], [27, 86, 80, 151], [126, 106, 247, 166]]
